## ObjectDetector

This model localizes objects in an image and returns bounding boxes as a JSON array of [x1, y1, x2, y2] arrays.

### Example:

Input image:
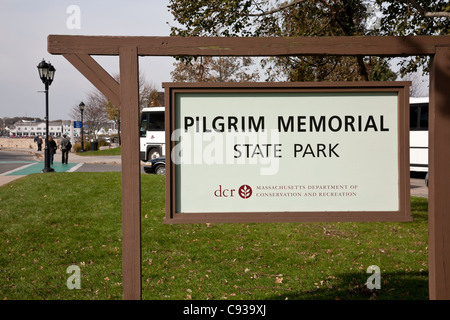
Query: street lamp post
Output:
[[79, 101, 85, 152], [37, 59, 56, 173]]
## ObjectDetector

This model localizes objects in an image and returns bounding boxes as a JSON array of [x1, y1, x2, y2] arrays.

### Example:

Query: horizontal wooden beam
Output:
[[161, 81, 412, 89], [49, 35, 450, 57]]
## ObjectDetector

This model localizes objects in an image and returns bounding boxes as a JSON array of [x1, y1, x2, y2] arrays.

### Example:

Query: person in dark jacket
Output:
[[60, 134, 71, 164], [47, 136, 57, 165], [37, 136, 43, 151]]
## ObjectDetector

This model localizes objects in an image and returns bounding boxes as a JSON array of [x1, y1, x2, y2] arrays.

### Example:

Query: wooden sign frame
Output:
[[47, 35, 450, 300], [163, 81, 412, 224]]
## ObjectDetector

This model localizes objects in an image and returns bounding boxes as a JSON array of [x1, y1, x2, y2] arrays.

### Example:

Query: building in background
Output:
[[8, 119, 118, 141], [9, 120, 81, 139]]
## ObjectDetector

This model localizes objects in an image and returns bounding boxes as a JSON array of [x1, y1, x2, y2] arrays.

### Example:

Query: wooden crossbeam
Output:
[[49, 35, 450, 56]]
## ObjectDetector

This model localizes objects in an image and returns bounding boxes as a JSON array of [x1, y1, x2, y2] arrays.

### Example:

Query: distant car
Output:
[[425, 173, 428, 187], [143, 157, 165, 175]]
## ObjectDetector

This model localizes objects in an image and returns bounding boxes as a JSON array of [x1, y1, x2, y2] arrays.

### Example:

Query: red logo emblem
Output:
[[238, 185, 252, 199]]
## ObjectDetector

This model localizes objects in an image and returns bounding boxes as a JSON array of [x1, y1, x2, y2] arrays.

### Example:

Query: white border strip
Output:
[[67, 163, 84, 172]]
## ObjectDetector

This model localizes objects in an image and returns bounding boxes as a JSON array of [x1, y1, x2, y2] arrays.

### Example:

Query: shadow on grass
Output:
[[266, 270, 428, 300], [410, 197, 429, 223]]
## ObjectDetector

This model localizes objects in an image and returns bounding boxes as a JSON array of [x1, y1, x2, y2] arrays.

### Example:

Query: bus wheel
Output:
[[148, 148, 160, 160]]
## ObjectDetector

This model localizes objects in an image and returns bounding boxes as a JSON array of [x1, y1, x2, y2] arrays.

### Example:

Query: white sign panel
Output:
[[165, 83, 411, 223]]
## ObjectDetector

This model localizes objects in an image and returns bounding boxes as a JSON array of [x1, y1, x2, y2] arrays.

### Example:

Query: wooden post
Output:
[[428, 45, 450, 300], [119, 46, 141, 300]]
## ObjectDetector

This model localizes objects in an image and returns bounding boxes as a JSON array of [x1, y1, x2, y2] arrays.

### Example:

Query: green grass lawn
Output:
[[76, 147, 121, 156], [0, 172, 429, 300]]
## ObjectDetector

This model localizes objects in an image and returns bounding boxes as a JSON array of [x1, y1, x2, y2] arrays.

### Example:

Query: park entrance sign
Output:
[[47, 34, 450, 300], [164, 82, 411, 223]]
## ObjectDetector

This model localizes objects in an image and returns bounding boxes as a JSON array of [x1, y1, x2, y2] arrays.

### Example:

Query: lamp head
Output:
[[37, 59, 55, 85], [37, 59, 49, 84]]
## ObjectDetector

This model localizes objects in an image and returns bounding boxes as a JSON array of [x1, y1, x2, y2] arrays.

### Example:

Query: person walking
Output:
[[60, 134, 71, 164], [37, 136, 43, 151], [47, 136, 57, 165]]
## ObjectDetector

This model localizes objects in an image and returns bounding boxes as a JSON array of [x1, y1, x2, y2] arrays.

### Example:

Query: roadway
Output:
[[0, 150, 36, 172], [0, 149, 429, 198]]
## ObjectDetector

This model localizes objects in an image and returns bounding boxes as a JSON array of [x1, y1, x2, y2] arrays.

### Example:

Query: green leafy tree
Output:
[[375, 0, 449, 76], [168, 0, 397, 81]]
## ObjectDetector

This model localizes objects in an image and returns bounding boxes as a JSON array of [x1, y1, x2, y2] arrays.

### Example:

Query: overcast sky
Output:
[[0, 1, 430, 122], [0, 0, 177, 120]]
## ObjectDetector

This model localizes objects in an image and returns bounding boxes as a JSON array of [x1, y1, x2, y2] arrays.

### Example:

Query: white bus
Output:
[[139, 107, 165, 161], [409, 97, 429, 173]]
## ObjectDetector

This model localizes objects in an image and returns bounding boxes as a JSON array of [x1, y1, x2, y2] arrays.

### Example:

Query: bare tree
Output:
[[400, 69, 429, 97], [71, 90, 109, 140], [171, 56, 260, 82], [71, 72, 160, 144], [407, 0, 450, 18]]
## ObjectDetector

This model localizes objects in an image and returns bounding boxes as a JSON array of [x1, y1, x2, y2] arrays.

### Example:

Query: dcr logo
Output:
[[238, 185, 252, 199], [214, 185, 236, 198], [214, 185, 253, 199]]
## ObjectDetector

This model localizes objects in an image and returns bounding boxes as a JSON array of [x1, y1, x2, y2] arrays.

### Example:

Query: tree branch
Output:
[[408, 0, 450, 18], [248, 0, 308, 17]]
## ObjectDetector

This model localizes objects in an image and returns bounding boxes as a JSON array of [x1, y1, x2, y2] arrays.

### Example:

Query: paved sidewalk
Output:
[[4, 148, 122, 164], [39, 148, 121, 165], [0, 175, 25, 186], [410, 178, 428, 198], [0, 148, 122, 187]]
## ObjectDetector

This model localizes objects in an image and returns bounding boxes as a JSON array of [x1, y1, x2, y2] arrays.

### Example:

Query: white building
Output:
[[10, 120, 81, 139], [9, 119, 118, 141]]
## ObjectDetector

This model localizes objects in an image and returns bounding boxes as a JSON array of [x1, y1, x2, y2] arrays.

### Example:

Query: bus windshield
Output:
[[140, 111, 164, 137]]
